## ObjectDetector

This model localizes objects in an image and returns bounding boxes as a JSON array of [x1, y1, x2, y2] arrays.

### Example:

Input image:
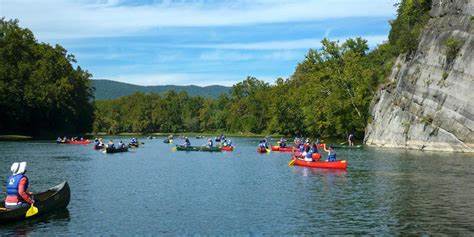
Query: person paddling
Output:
[[207, 138, 213, 148], [323, 144, 337, 162], [278, 138, 287, 148], [4, 162, 34, 209], [348, 133, 355, 146], [302, 146, 313, 162], [107, 140, 115, 149], [184, 137, 191, 147]]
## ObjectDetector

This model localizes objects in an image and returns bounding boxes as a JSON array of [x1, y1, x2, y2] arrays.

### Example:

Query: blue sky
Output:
[[2, 0, 397, 86]]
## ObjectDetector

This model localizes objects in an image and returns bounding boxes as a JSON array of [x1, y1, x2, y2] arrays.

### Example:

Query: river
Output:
[[0, 137, 473, 235]]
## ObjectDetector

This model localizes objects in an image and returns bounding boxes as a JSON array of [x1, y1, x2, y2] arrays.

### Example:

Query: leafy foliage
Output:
[[444, 37, 463, 65], [388, 0, 432, 55], [0, 18, 94, 136]]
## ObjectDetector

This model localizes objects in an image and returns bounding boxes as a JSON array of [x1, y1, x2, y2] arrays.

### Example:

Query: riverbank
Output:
[[0, 135, 33, 141]]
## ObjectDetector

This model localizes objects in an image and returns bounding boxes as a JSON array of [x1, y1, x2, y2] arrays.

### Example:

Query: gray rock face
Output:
[[364, 0, 474, 152]]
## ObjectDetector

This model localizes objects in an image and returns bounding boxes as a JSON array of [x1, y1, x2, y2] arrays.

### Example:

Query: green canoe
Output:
[[176, 145, 221, 152]]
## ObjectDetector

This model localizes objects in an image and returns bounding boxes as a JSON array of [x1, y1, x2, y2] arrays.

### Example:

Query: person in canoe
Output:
[[4, 162, 34, 209], [183, 137, 191, 147], [348, 133, 355, 146], [207, 138, 214, 148], [118, 141, 126, 149], [278, 138, 287, 148], [311, 142, 319, 153], [301, 146, 314, 162], [56, 137, 62, 144], [222, 139, 228, 147], [323, 144, 337, 162], [130, 137, 138, 146], [107, 140, 115, 149]]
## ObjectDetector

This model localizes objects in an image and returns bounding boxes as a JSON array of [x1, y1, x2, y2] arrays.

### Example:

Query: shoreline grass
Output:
[[0, 135, 33, 141]]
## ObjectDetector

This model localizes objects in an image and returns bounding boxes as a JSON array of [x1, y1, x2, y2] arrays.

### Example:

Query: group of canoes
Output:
[[93, 138, 141, 153], [57, 136, 141, 153], [56, 136, 90, 144], [170, 134, 234, 152], [258, 137, 355, 169]]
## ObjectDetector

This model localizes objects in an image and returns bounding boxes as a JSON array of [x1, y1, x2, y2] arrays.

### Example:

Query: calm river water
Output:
[[0, 137, 473, 235]]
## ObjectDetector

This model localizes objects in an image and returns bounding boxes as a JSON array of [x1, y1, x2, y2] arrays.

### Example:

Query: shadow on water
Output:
[[1, 209, 70, 236]]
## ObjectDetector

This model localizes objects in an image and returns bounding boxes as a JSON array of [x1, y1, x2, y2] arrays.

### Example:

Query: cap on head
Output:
[[11, 162, 27, 175], [10, 162, 19, 174]]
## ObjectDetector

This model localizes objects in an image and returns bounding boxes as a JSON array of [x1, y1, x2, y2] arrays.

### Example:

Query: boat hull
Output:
[[176, 145, 221, 152], [0, 182, 71, 223], [292, 157, 347, 169]]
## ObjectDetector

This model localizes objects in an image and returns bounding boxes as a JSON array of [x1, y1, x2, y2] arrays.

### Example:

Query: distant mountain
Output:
[[92, 79, 231, 100]]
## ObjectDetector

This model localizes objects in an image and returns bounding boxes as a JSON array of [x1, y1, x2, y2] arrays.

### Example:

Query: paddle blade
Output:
[[288, 159, 295, 166], [26, 204, 38, 218], [171, 147, 177, 152]]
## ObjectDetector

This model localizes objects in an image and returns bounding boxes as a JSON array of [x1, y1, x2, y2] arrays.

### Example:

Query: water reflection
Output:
[[2, 209, 70, 236]]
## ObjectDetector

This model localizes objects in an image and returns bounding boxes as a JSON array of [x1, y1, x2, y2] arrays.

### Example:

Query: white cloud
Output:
[[185, 35, 388, 50], [2, 0, 397, 39]]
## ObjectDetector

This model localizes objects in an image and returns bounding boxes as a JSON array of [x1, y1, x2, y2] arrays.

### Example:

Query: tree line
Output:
[[1, 0, 432, 138], [93, 0, 433, 139]]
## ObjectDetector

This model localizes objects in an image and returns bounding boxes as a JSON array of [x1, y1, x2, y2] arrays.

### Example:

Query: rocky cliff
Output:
[[364, 0, 474, 152]]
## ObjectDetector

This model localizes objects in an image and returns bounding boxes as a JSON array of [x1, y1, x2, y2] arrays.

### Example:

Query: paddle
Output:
[[288, 159, 295, 166], [25, 203, 38, 218]]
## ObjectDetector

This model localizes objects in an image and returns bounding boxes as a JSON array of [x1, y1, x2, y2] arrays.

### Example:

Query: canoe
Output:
[[176, 145, 221, 152], [271, 146, 295, 152], [105, 147, 128, 153], [128, 143, 139, 148], [67, 140, 90, 144], [291, 157, 347, 169], [58, 140, 90, 145], [0, 181, 70, 223], [257, 147, 268, 153], [93, 144, 104, 150], [221, 146, 234, 151]]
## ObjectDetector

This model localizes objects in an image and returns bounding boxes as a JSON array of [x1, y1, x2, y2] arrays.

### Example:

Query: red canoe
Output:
[[257, 147, 268, 153], [66, 140, 90, 145], [221, 146, 234, 151], [291, 157, 347, 169], [271, 146, 295, 152]]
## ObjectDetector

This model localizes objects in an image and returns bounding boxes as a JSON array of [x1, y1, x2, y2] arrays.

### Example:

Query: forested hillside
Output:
[[0, 18, 94, 136], [93, 79, 230, 100]]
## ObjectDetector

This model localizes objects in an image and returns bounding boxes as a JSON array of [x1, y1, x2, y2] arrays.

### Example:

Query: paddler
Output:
[[348, 133, 355, 146], [107, 140, 115, 149], [278, 138, 287, 148], [184, 137, 191, 147], [207, 138, 213, 148], [4, 162, 34, 209], [302, 146, 313, 162], [323, 144, 337, 162]]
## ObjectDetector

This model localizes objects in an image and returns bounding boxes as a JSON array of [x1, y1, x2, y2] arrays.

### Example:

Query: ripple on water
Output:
[[0, 139, 473, 235]]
